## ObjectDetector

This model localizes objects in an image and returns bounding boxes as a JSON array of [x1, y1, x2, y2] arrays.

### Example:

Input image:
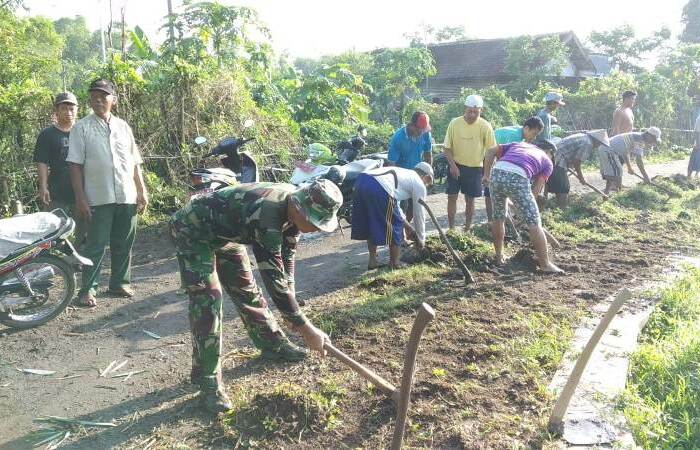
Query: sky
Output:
[[21, 0, 689, 59]]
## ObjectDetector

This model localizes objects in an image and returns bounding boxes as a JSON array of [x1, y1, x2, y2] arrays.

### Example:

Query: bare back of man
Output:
[[611, 107, 634, 136]]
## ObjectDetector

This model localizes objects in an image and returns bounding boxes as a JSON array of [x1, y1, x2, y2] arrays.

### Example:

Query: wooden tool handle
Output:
[[568, 169, 609, 199], [390, 303, 436, 450], [418, 198, 474, 284], [547, 288, 631, 432], [324, 343, 396, 396], [632, 172, 676, 196]]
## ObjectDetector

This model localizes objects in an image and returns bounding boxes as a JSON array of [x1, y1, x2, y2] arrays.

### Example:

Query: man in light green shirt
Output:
[[67, 79, 148, 307]]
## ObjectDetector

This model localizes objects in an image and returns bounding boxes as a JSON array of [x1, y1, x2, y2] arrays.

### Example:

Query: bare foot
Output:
[[494, 256, 505, 266], [390, 262, 407, 270]]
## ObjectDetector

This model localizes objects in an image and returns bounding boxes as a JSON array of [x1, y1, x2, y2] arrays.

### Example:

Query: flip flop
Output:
[[107, 286, 135, 298]]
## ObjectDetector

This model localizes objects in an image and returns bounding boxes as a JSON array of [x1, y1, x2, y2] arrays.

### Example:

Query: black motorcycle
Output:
[[189, 121, 259, 199]]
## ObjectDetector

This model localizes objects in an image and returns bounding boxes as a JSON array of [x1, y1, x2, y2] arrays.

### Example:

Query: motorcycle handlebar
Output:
[[205, 137, 255, 158]]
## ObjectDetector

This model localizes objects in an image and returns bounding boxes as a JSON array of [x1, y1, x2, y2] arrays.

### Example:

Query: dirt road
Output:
[[0, 159, 689, 449]]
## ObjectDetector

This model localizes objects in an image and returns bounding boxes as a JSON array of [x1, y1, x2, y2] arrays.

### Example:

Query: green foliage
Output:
[[558, 72, 635, 130], [622, 267, 700, 449], [588, 25, 671, 73], [174, 1, 269, 68], [299, 119, 392, 152], [504, 36, 570, 99], [681, 0, 700, 43], [291, 64, 370, 124], [365, 47, 436, 124]]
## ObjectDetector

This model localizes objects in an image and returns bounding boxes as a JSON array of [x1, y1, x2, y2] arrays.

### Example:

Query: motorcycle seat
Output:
[[343, 159, 383, 182], [0, 212, 64, 259]]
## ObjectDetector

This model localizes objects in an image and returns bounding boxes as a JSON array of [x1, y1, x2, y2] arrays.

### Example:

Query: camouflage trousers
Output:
[[171, 228, 288, 389]]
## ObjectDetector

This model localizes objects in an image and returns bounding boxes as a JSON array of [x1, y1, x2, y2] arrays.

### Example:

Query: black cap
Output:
[[54, 92, 78, 106], [88, 79, 116, 95]]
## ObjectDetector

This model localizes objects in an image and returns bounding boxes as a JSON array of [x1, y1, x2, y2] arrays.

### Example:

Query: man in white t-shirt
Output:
[[350, 162, 433, 270]]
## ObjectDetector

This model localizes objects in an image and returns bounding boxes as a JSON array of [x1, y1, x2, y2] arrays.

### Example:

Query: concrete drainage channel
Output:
[[548, 253, 700, 449]]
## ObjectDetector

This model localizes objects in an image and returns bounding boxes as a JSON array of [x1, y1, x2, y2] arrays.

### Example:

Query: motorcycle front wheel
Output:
[[0, 255, 75, 329]]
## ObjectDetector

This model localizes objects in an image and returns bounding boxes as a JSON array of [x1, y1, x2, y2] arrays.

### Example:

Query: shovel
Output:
[[418, 198, 474, 284]]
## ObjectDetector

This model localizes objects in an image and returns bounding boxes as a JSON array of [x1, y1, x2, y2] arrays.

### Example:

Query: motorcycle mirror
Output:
[[194, 136, 207, 146], [243, 119, 254, 129]]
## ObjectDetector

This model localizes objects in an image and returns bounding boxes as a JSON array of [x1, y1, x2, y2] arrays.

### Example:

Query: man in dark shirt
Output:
[[33, 92, 84, 241]]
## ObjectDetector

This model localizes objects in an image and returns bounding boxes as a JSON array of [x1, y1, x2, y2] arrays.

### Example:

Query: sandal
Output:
[[75, 293, 97, 308], [107, 286, 135, 298]]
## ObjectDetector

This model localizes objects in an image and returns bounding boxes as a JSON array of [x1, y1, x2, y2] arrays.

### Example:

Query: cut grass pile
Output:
[[622, 266, 700, 449], [543, 175, 700, 245]]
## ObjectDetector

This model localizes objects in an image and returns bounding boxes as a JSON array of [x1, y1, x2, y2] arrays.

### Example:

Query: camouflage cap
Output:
[[291, 179, 342, 232]]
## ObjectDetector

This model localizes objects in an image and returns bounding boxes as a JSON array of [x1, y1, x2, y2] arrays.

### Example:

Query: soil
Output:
[[0, 159, 694, 450]]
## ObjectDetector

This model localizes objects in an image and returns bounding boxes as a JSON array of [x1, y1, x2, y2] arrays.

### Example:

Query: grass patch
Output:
[[314, 264, 446, 335], [621, 266, 700, 449], [615, 184, 670, 211], [505, 312, 575, 379], [222, 380, 345, 446]]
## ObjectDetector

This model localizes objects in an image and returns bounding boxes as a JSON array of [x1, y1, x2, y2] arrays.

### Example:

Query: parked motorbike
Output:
[[336, 127, 368, 164], [0, 209, 92, 329], [290, 143, 384, 224], [189, 120, 259, 198]]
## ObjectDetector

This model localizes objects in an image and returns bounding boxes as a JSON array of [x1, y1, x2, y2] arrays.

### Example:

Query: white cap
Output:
[[644, 126, 661, 142], [414, 161, 434, 181], [464, 94, 484, 108], [544, 92, 565, 105]]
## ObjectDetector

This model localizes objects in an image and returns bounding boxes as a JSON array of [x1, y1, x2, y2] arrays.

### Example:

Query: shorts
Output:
[[351, 174, 404, 246], [689, 147, 700, 172], [546, 165, 570, 194], [599, 148, 622, 180], [447, 164, 483, 197], [490, 168, 541, 226]]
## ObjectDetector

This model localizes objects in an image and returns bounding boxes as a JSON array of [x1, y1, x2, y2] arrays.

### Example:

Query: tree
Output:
[[588, 25, 671, 73], [173, 1, 270, 68], [405, 23, 467, 47], [681, 0, 700, 43], [365, 48, 436, 124], [292, 64, 370, 124], [504, 36, 569, 99], [0, 0, 24, 11]]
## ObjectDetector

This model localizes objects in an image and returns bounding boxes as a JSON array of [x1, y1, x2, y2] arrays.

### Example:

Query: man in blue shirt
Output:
[[387, 111, 433, 168]]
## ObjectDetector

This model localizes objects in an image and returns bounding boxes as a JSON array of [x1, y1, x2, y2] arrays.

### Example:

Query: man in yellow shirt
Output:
[[443, 94, 496, 230]]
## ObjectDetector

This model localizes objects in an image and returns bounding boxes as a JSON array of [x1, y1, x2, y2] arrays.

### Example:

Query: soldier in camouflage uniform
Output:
[[169, 179, 342, 413]]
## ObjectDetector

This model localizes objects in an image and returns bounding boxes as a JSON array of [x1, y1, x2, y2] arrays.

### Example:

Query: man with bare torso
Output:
[[611, 90, 636, 136]]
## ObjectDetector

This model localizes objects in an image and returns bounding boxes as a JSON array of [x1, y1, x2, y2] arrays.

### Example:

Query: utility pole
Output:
[[98, 0, 106, 62], [166, 0, 175, 48]]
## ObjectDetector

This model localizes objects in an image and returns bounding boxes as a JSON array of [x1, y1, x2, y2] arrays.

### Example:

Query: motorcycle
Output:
[[336, 126, 368, 164], [290, 143, 384, 224], [0, 209, 92, 329], [189, 119, 259, 198]]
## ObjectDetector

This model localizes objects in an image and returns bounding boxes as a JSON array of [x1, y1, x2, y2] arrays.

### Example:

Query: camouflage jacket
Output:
[[173, 183, 305, 325]]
